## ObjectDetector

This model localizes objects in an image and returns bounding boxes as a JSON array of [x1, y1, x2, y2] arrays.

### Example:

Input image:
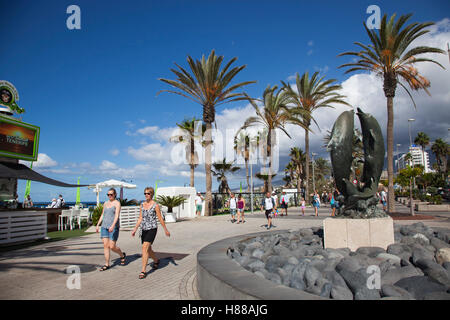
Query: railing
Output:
[[119, 205, 166, 228], [119, 206, 140, 228], [0, 211, 47, 245]]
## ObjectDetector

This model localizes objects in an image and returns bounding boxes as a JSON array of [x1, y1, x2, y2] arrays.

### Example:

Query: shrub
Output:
[[91, 203, 103, 226]]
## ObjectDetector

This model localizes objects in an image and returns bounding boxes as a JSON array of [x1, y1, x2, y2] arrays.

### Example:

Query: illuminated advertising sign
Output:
[[0, 115, 40, 161]]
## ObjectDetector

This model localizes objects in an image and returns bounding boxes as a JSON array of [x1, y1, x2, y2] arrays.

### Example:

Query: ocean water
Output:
[[33, 202, 99, 208]]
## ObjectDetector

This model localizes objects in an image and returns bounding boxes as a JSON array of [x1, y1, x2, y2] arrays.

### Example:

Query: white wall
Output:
[[155, 187, 198, 219]]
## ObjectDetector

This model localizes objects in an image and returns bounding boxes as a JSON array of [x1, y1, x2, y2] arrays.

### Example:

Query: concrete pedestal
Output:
[[164, 211, 177, 223], [323, 217, 394, 251]]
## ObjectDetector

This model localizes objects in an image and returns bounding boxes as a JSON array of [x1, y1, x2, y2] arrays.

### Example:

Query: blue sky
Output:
[[1, 0, 449, 202]]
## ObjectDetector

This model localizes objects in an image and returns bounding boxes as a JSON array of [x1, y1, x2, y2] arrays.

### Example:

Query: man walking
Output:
[[195, 192, 203, 217], [261, 192, 276, 230]]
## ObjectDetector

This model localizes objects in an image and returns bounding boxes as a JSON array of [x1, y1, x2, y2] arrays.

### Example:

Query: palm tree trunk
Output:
[[409, 179, 414, 216], [204, 122, 213, 216], [267, 129, 272, 193], [245, 158, 250, 192], [190, 137, 195, 187], [387, 96, 395, 214], [305, 129, 310, 202]]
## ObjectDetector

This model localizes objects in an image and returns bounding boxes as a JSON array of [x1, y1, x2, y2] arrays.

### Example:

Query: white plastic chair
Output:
[[58, 210, 72, 231], [70, 209, 81, 230], [80, 208, 90, 224]]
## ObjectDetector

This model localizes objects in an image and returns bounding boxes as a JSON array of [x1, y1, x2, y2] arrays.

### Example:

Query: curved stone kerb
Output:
[[196, 230, 327, 300]]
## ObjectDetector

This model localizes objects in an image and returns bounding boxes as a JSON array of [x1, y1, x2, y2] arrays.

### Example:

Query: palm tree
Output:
[[255, 173, 277, 193], [282, 71, 350, 202], [238, 85, 307, 193], [159, 50, 256, 216], [155, 195, 186, 213], [284, 161, 296, 188], [289, 147, 306, 195], [170, 117, 205, 187], [211, 158, 240, 194], [338, 13, 445, 213], [414, 131, 430, 172], [431, 138, 449, 178], [234, 131, 255, 191], [396, 165, 423, 216]]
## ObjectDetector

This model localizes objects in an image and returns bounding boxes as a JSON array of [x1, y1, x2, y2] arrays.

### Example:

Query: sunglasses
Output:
[[144, 193, 152, 195], [107, 193, 115, 196]]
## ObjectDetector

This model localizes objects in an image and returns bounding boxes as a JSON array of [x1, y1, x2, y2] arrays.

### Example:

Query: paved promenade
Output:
[[0, 204, 449, 300]]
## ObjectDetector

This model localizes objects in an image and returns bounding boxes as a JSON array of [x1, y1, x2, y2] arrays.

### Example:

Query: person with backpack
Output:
[[312, 190, 320, 217], [260, 192, 276, 230], [55, 194, 65, 208]]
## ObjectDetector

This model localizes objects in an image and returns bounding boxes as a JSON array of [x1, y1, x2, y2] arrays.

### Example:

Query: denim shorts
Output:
[[101, 226, 119, 241], [230, 208, 237, 216]]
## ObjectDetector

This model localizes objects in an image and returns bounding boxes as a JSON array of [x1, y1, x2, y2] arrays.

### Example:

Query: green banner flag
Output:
[[240, 181, 242, 193], [76, 177, 81, 205], [24, 162, 32, 199]]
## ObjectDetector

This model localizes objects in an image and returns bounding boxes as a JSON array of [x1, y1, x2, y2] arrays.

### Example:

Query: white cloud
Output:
[[99, 160, 119, 171], [34, 153, 58, 168], [109, 148, 120, 156]]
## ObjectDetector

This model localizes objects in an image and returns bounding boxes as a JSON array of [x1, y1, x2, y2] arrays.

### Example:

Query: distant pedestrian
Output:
[[261, 192, 276, 230], [280, 192, 288, 216], [48, 198, 57, 208], [300, 198, 306, 216], [236, 194, 246, 224], [23, 195, 33, 208], [271, 192, 278, 207], [227, 193, 238, 223], [195, 192, 203, 217], [330, 193, 336, 216], [322, 192, 327, 205], [312, 190, 320, 217], [55, 194, 65, 208], [132, 187, 170, 279], [96, 188, 126, 272], [380, 188, 387, 211]]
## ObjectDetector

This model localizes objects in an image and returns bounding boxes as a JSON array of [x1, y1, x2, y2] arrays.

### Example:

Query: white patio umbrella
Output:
[[88, 179, 137, 205]]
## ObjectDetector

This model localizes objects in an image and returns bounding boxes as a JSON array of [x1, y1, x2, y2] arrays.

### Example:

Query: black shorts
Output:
[[141, 228, 157, 244], [281, 203, 288, 209], [265, 209, 273, 219]]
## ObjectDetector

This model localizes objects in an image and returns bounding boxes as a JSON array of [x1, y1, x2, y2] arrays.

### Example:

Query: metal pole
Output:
[[312, 153, 316, 195], [250, 160, 254, 214]]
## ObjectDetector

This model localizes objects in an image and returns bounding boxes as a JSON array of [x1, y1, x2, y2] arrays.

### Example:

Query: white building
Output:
[[397, 145, 432, 173], [155, 187, 202, 220]]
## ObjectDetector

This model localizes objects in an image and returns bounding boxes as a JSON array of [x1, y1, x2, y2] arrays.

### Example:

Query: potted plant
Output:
[[155, 195, 186, 222]]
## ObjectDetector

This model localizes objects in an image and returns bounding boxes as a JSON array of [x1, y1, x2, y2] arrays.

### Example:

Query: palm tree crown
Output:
[[159, 50, 255, 216], [338, 13, 445, 213], [282, 71, 350, 201], [238, 85, 307, 193]]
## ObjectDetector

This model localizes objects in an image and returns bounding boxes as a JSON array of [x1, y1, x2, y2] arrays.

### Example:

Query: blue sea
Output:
[[33, 202, 99, 209]]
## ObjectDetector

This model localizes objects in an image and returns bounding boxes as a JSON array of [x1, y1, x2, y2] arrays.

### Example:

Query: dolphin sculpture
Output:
[[327, 110, 354, 199], [328, 108, 386, 216]]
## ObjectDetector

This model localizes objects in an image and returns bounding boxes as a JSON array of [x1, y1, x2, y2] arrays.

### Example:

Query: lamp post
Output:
[[311, 152, 317, 195], [408, 118, 415, 148]]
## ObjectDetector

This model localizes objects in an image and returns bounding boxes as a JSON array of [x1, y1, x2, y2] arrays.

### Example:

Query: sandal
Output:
[[138, 272, 147, 279], [99, 265, 110, 271], [152, 260, 160, 269], [120, 252, 126, 265]]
